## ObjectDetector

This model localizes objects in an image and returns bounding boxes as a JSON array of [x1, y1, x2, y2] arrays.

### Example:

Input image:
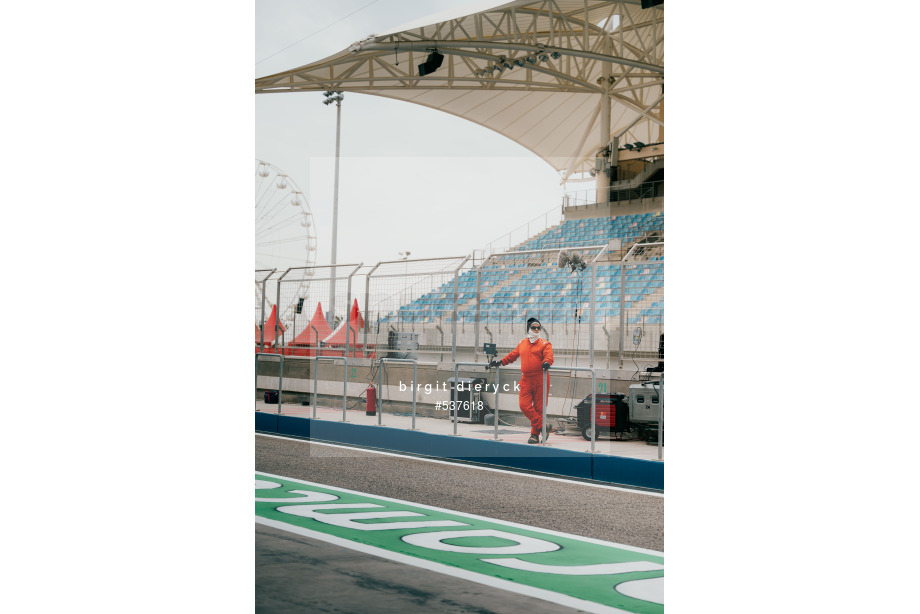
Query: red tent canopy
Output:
[[322, 299, 365, 347], [289, 302, 332, 345], [257, 304, 286, 345]]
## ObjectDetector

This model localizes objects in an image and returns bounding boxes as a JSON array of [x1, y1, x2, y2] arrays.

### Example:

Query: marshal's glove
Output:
[[542, 361, 551, 371], [487, 360, 501, 369]]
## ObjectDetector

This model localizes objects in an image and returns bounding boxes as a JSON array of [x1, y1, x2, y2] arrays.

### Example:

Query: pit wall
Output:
[[255, 413, 663, 491], [255, 356, 663, 490], [256, 357, 648, 422]]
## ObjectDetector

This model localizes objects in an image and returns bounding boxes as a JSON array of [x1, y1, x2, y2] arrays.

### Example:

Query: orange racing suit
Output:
[[500, 338, 554, 436]]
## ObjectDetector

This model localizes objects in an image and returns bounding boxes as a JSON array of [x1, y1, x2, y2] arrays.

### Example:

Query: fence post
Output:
[[591, 370, 597, 453], [275, 269, 288, 355], [277, 354, 284, 414], [345, 271, 352, 358], [451, 269, 459, 362], [589, 262, 596, 368], [474, 268, 481, 354], [259, 281, 266, 349], [658, 373, 664, 461], [312, 326, 319, 418], [377, 358, 383, 419], [364, 273, 371, 358], [493, 367, 501, 440], [542, 368, 548, 444], [618, 262, 626, 368], [452, 363, 459, 435], [257, 269, 276, 351], [411, 361, 417, 430]]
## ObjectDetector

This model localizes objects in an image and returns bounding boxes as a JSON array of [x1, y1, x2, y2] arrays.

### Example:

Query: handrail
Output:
[[483, 204, 562, 257], [452, 362, 491, 437], [483, 364, 524, 441], [311, 326, 320, 417], [545, 366, 597, 452], [312, 355, 349, 422], [378, 358, 419, 429]]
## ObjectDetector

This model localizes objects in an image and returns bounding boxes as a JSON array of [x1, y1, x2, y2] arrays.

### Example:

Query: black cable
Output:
[[344, 357, 381, 410], [255, 0, 382, 66]]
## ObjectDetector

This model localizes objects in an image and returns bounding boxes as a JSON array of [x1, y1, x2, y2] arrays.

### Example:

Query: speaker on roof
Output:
[[641, 0, 663, 8], [418, 51, 444, 76]]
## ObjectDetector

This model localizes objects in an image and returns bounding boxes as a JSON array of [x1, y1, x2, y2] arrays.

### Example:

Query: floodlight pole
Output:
[[324, 91, 344, 328]]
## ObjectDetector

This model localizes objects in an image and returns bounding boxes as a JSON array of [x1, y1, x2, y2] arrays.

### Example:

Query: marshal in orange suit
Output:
[[490, 317, 554, 444]]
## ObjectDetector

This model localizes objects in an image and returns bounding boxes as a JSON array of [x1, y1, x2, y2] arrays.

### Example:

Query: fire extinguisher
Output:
[[366, 384, 377, 416]]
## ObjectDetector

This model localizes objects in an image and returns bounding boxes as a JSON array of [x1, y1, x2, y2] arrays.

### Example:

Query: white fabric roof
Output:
[[256, 0, 664, 181]]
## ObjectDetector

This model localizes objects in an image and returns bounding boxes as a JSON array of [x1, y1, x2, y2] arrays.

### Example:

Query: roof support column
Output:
[[595, 38, 612, 207], [595, 91, 611, 207]]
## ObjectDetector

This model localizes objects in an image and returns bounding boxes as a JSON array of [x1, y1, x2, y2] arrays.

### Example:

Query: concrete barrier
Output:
[[256, 413, 663, 491]]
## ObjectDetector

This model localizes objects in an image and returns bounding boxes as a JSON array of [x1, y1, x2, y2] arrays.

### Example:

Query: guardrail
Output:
[[452, 362, 496, 438], [314, 356, 349, 421], [544, 366, 597, 452], [378, 358, 419, 429]]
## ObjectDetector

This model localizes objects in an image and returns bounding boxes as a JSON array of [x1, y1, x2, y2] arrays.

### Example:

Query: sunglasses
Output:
[[530, 325, 541, 331]]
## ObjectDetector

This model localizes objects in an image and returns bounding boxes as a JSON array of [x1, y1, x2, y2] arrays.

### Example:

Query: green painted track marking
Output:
[[256, 472, 663, 614]]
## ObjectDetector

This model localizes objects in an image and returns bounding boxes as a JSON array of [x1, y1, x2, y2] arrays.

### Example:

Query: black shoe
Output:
[[527, 435, 539, 444]]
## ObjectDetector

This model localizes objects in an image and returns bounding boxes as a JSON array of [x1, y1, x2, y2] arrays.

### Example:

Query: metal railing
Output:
[[377, 358, 418, 429], [481, 204, 563, 259], [313, 356, 350, 422], [256, 236, 663, 371], [546, 366, 597, 452], [452, 362, 492, 438], [562, 180, 664, 210]]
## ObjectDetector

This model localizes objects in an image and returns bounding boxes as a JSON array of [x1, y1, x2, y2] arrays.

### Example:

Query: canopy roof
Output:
[[258, 304, 287, 345], [256, 0, 664, 181], [290, 302, 333, 345], [323, 299, 366, 346]]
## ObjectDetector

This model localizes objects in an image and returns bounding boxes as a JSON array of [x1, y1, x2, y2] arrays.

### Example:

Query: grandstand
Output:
[[363, 196, 663, 368], [379, 211, 664, 325]]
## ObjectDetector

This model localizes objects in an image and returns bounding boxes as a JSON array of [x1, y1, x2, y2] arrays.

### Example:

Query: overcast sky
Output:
[[255, 0, 577, 272]]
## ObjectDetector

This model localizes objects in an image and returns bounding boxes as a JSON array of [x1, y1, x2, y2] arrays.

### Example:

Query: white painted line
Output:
[[257, 471, 664, 556], [256, 433, 664, 498], [256, 516, 639, 614]]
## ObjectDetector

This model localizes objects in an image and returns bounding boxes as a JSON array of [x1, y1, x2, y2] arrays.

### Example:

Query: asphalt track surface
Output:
[[255, 434, 664, 613]]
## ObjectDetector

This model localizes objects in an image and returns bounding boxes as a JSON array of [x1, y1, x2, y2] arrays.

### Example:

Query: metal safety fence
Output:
[[256, 263, 364, 357], [255, 244, 663, 370], [616, 242, 664, 368], [473, 246, 608, 369], [364, 256, 472, 362]]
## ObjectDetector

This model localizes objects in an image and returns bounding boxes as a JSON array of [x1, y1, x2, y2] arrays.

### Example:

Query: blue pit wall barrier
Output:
[[255, 412, 663, 492]]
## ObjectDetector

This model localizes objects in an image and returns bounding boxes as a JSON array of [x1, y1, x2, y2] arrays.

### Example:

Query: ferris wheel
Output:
[[255, 159, 317, 329]]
